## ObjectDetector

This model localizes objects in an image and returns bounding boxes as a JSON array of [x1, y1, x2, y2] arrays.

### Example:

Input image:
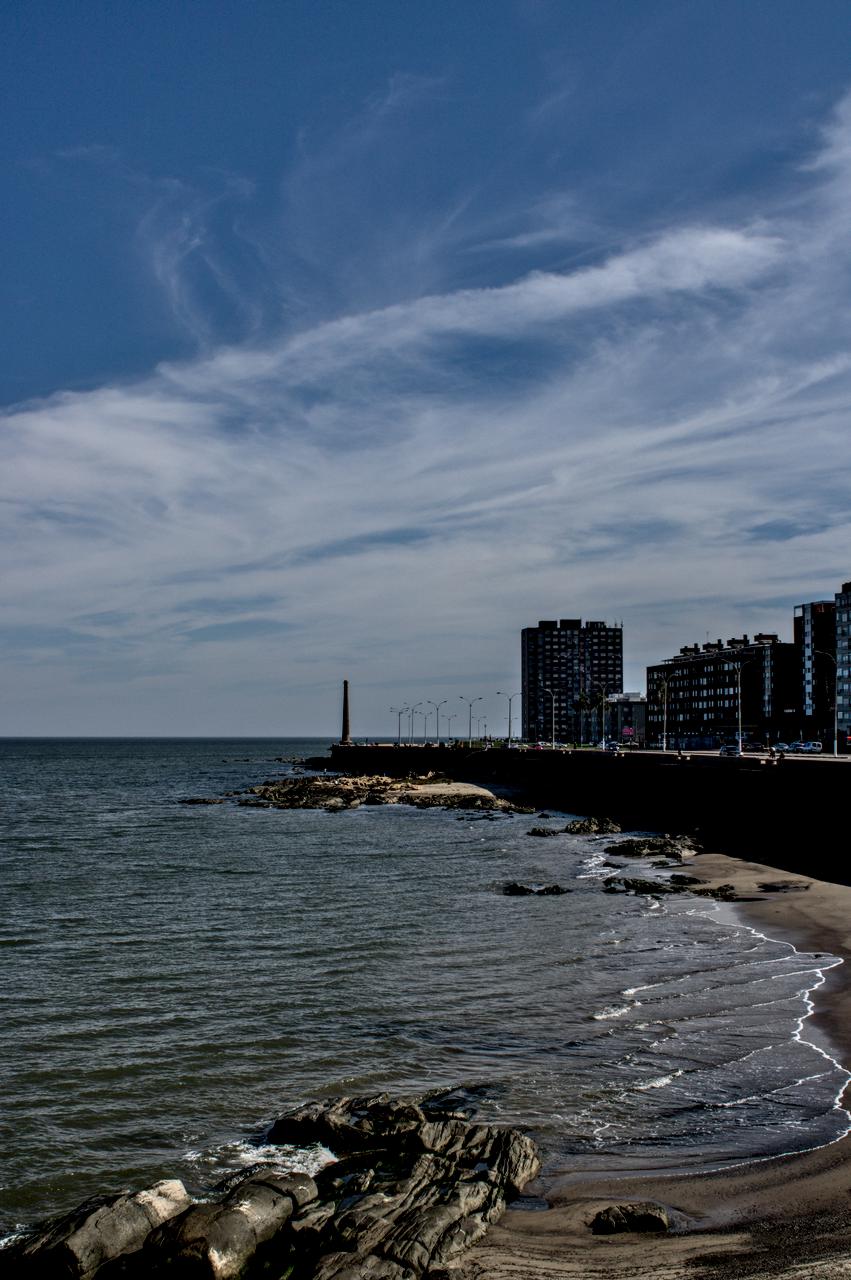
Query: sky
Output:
[[3, 0, 851, 737]]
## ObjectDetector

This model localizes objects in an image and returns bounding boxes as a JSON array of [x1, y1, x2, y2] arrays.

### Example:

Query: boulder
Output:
[[590, 1201, 669, 1234], [526, 827, 562, 838], [5, 1180, 190, 1278], [139, 1170, 317, 1278], [603, 837, 689, 861], [603, 876, 679, 896], [266, 1092, 540, 1278], [563, 817, 621, 835]]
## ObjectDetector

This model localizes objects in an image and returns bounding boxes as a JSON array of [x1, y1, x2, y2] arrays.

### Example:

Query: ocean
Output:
[[1, 737, 848, 1238]]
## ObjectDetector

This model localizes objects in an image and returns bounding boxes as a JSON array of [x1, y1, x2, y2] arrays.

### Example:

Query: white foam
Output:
[[186, 1139, 337, 1177], [593, 1003, 633, 1021], [684, 899, 851, 1157]]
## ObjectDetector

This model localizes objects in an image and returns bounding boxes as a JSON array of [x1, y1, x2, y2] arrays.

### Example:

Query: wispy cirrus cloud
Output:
[[3, 92, 851, 733]]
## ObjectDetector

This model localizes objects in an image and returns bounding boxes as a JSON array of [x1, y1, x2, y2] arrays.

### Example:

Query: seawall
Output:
[[329, 745, 847, 883]]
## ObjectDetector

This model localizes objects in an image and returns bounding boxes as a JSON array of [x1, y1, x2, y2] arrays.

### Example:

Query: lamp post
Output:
[[542, 686, 556, 749], [460, 695, 483, 746], [815, 650, 839, 757], [734, 659, 755, 754], [422, 711, 431, 743], [427, 699, 447, 744], [497, 690, 521, 744], [390, 706, 407, 746], [446, 713, 457, 741], [409, 702, 423, 745]]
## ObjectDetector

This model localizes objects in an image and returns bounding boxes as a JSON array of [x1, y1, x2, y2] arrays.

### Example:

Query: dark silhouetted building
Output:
[[646, 634, 799, 748], [521, 618, 623, 742], [837, 580, 851, 750], [793, 600, 836, 743]]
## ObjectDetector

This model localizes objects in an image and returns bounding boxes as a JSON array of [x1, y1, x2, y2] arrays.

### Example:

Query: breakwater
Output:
[[329, 745, 847, 882]]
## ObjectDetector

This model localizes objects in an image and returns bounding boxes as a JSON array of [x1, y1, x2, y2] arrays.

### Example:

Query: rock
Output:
[[267, 1092, 540, 1278], [590, 1201, 669, 1234], [563, 817, 621, 834], [5, 1180, 190, 1278], [8, 1093, 538, 1280], [178, 797, 226, 805], [691, 883, 737, 900], [502, 883, 570, 896], [603, 837, 689, 861], [670, 873, 701, 886], [603, 876, 679, 896], [526, 827, 562, 838], [139, 1170, 317, 1279]]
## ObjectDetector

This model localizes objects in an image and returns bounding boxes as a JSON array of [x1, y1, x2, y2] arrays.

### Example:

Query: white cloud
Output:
[[4, 95, 851, 733]]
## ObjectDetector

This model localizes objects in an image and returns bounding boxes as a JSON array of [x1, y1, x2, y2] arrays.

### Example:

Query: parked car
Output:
[[774, 742, 790, 752], [801, 740, 824, 753], [788, 741, 807, 753], [719, 743, 742, 756], [743, 742, 765, 753], [604, 741, 622, 752]]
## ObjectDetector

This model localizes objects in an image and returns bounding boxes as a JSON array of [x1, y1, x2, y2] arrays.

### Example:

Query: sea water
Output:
[[0, 737, 847, 1236]]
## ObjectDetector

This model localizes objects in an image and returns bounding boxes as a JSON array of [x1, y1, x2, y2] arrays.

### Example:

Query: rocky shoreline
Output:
[[17, 772, 801, 1279], [5, 1093, 539, 1280]]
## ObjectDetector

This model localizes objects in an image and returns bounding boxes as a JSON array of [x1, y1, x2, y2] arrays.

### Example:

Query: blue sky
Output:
[[3, 0, 851, 734]]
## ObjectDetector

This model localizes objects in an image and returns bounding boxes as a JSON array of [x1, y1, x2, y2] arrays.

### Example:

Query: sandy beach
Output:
[[451, 850, 851, 1279]]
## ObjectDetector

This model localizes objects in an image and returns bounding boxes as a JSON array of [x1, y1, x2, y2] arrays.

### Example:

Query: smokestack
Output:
[[341, 679, 351, 744]]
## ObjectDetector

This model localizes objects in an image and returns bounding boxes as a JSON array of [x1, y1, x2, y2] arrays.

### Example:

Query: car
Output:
[[788, 742, 806, 753], [604, 741, 621, 752], [802, 740, 824, 753], [773, 742, 790, 752], [719, 743, 742, 756], [743, 742, 765, 753]]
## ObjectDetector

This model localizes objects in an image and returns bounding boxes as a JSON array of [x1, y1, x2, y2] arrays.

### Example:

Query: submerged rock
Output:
[[502, 882, 570, 896], [603, 876, 680, 896], [526, 827, 563, 838]]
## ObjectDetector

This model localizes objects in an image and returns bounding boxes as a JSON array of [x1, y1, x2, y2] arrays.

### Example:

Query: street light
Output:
[[446, 713, 457, 741], [497, 690, 521, 743], [427, 699, 447, 744], [658, 677, 670, 752], [409, 702, 423, 745], [459, 695, 483, 746], [815, 650, 839, 757], [422, 711, 431, 743], [734, 659, 755, 754], [542, 686, 556, 749], [390, 706, 407, 746]]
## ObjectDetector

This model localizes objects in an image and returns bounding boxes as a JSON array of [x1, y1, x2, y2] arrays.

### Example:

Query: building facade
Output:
[[607, 692, 647, 746], [793, 600, 836, 742], [837, 580, 851, 750], [646, 634, 799, 748], [521, 618, 623, 742]]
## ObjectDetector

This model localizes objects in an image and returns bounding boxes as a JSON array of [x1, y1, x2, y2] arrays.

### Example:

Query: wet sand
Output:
[[451, 852, 851, 1279]]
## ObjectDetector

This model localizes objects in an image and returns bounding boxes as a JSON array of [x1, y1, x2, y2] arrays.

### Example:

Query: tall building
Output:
[[837, 580, 851, 750], [646, 634, 799, 748], [793, 600, 836, 740], [521, 618, 623, 743]]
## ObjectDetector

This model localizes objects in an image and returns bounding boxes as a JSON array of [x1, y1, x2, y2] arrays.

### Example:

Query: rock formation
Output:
[[5, 1092, 540, 1280]]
